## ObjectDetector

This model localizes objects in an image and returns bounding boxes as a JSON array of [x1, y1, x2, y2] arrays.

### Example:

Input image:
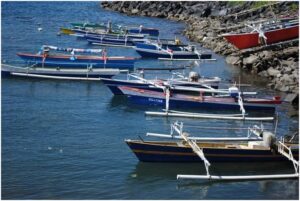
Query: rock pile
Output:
[[101, 1, 299, 95]]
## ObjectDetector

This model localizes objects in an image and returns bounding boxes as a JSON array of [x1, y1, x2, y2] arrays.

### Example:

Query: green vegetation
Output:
[[228, 1, 278, 9], [250, 1, 274, 9], [289, 2, 299, 12]]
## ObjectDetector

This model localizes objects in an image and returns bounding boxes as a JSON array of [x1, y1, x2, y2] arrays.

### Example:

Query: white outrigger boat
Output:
[[1, 63, 127, 80]]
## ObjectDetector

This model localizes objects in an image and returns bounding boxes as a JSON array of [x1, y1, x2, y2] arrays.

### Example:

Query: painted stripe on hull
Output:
[[17, 54, 136, 69], [126, 142, 298, 162], [126, 94, 276, 111]]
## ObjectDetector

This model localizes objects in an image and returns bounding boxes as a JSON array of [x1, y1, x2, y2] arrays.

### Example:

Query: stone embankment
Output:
[[101, 1, 299, 96]]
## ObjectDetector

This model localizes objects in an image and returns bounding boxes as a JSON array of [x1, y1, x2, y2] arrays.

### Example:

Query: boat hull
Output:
[[17, 53, 137, 69], [1, 64, 120, 79], [126, 140, 299, 163], [128, 27, 159, 37], [119, 87, 280, 111], [223, 25, 299, 49], [135, 47, 212, 59]]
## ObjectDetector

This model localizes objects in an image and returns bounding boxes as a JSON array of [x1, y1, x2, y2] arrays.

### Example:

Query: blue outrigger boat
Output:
[[134, 42, 212, 60], [17, 45, 138, 69], [127, 26, 159, 37], [86, 35, 147, 47], [118, 86, 282, 111], [101, 72, 221, 95], [71, 22, 159, 37]]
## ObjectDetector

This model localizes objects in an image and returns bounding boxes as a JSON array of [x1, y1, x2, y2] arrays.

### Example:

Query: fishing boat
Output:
[[60, 27, 146, 39], [71, 22, 107, 29], [118, 86, 281, 111], [71, 22, 159, 36], [134, 42, 212, 60], [126, 25, 159, 37], [85, 35, 147, 47], [101, 72, 221, 95], [126, 121, 299, 180], [222, 18, 299, 49], [17, 45, 138, 69], [1, 63, 124, 80]]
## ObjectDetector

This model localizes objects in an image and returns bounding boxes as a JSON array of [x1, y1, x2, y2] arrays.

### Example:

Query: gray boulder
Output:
[[226, 55, 240, 65], [267, 67, 281, 77], [243, 54, 259, 65]]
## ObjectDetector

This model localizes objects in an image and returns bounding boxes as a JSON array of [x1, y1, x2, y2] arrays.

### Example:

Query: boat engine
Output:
[[188, 71, 200, 82], [228, 86, 239, 98], [262, 131, 276, 148]]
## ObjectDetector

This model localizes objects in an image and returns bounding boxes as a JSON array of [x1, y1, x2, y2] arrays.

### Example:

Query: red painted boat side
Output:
[[223, 25, 299, 49]]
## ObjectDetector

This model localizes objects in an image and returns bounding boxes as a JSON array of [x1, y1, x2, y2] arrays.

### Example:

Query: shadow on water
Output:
[[129, 161, 297, 181], [125, 161, 298, 199]]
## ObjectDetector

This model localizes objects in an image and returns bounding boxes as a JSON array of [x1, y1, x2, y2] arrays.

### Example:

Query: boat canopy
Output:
[[42, 45, 103, 54]]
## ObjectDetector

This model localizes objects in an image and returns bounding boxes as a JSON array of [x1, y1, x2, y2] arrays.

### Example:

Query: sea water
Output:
[[1, 2, 299, 199]]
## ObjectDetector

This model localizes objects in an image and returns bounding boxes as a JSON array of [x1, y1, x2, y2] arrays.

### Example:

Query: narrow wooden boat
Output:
[[127, 26, 159, 37], [134, 42, 212, 60], [101, 72, 221, 95], [86, 35, 146, 47], [222, 19, 299, 49], [126, 122, 298, 163], [126, 139, 298, 163], [71, 22, 107, 29], [126, 122, 299, 180], [60, 27, 143, 38], [118, 86, 281, 111], [17, 46, 138, 69], [1, 64, 123, 80], [71, 22, 159, 36]]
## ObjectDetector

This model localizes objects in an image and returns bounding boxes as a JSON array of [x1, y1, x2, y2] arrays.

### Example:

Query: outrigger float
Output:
[[126, 121, 299, 180]]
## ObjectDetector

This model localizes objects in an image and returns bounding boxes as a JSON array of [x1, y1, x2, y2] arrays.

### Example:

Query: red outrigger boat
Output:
[[222, 19, 299, 50]]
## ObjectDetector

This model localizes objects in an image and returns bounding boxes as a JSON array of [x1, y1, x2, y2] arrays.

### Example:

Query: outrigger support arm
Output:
[[173, 122, 211, 176]]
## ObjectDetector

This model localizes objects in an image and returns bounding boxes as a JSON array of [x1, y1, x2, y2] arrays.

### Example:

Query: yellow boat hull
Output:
[[60, 28, 75, 35]]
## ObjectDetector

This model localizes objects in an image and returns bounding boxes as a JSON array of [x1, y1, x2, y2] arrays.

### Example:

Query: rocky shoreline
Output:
[[101, 1, 299, 99]]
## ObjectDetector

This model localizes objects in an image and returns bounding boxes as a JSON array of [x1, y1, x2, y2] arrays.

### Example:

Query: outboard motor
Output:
[[262, 131, 276, 148], [228, 86, 239, 98], [188, 71, 200, 82]]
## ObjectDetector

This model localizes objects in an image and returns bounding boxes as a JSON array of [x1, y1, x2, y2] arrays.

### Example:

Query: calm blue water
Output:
[[1, 2, 299, 200]]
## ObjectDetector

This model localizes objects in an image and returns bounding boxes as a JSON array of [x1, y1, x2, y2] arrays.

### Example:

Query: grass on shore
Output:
[[227, 1, 277, 9]]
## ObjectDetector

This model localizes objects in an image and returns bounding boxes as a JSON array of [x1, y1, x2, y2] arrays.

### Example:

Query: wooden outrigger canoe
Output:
[[17, 45, 138, 69], [126, 122, 299, 180], [1, 64, 126, 80]]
